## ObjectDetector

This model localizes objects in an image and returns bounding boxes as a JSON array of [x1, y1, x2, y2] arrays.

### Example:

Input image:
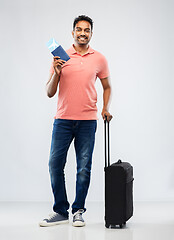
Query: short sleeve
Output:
[[97, 54, 110, 79]]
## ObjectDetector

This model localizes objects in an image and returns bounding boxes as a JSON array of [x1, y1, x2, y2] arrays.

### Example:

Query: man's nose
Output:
[[81, 30, 85, 35]]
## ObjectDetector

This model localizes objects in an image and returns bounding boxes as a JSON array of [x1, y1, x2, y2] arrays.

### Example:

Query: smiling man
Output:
[[39, 15, 112, 228]]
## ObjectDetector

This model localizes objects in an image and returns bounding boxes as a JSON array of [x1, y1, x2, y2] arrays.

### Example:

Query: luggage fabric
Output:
[[104, 119, 134, 228]]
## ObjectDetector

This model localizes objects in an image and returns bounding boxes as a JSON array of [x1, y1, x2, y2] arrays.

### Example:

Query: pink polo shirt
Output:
[[50, 45, 109, 120]]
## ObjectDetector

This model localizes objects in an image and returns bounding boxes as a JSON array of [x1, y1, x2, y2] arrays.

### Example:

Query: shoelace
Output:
[[48, 212, 58, 220], [74, 210, 84, 221]]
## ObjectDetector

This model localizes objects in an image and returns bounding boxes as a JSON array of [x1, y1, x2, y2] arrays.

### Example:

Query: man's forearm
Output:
[[46, 72, 60, 98], [103, 87, 111, 111]]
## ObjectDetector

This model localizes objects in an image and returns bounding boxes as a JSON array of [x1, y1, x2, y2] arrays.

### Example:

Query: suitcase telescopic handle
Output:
[[104, 116, 110, 168]]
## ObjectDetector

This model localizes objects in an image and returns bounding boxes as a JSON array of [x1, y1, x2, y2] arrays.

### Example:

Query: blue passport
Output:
[[46, 38, 70, 62]]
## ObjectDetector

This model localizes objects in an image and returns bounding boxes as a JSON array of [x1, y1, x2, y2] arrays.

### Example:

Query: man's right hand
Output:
[[53, 56, 66, 75]]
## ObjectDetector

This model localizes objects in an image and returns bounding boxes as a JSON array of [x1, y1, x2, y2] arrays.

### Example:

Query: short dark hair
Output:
[[73, 15, 93, 31]]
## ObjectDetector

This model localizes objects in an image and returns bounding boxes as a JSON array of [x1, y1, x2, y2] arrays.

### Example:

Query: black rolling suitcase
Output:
[[104, 119, 134, 228]]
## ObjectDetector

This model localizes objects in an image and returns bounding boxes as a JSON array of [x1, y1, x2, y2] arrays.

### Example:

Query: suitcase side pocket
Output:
[[126, 179, 134, 221]]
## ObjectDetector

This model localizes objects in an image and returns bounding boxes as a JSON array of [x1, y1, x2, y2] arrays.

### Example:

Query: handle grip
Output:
[[104, 117, 110, 168]]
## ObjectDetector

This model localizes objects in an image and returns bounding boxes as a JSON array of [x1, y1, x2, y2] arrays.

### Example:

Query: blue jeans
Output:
[[49, 119, 97, 218]]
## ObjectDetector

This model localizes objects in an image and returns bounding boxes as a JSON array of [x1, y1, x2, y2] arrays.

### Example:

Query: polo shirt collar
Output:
[[69, 45, 94, 55]]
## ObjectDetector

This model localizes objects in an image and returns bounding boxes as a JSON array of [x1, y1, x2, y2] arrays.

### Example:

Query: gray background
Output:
[[0, 0, 174, 203]]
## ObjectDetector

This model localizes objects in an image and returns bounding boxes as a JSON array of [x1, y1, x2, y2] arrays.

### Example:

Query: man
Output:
[[39, 15, 112, 227]]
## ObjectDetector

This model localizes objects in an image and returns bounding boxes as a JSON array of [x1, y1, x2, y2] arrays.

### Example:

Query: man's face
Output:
[[72, 20, 93, 46]]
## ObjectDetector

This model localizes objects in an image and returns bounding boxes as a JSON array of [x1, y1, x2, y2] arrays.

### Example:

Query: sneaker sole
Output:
[[39, 219, 69, 227], [72, 221, 85, 227]]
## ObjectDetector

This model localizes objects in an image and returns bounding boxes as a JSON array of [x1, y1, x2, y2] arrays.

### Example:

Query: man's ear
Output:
[[72, 30, 74, 38]]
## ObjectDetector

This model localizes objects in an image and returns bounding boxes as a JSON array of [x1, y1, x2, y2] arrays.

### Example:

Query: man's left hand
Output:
[[101, 110, 113, 122]]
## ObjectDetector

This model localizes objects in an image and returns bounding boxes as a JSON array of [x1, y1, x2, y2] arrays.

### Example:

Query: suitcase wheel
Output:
[[119, 224, 123, 228], [105, 223, 110, 228], [119, 222, 126, 228]]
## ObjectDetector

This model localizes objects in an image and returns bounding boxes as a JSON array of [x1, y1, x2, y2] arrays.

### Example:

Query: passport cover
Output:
[[51, 45, 70, 62], [46, 38, 70, 62]]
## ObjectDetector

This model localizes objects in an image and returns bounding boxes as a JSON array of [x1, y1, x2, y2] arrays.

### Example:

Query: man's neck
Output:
[[73, 43, 89, 55]]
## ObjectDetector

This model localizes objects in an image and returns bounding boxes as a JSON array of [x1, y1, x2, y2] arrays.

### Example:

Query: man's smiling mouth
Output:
[[78, 36, 88, 40]]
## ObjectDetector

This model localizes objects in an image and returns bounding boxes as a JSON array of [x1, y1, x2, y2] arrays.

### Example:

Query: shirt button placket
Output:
[[81, 57, 83, 65]]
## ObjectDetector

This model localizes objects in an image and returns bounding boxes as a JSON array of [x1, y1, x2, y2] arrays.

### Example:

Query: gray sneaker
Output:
[[72, 209, 85, 227], [39, 212, 69, 227]]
